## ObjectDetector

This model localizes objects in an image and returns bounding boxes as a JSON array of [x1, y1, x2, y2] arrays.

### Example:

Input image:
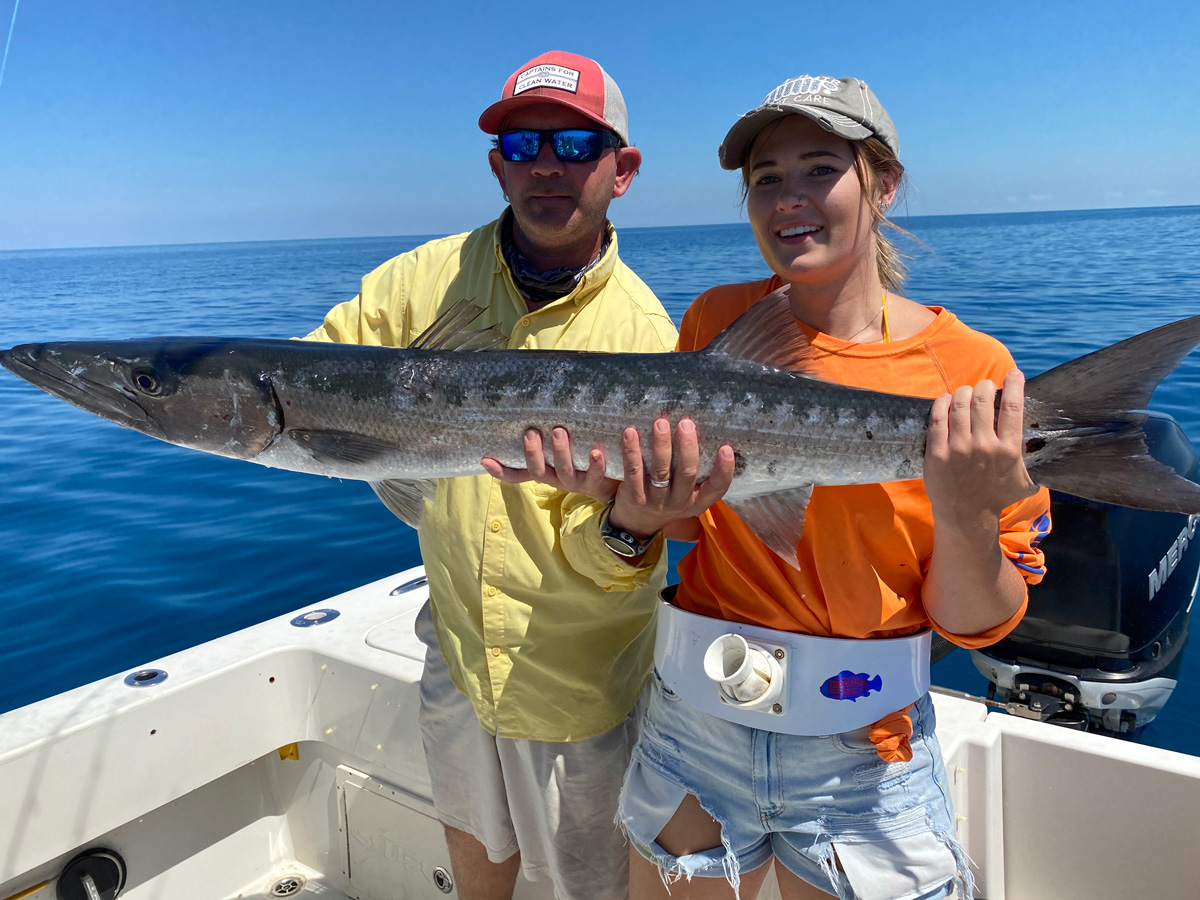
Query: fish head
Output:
[[1, 338, 283, 460]]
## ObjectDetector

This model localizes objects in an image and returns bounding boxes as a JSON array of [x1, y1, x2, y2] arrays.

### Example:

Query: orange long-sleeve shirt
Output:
[[674, 277, 1051, 759]]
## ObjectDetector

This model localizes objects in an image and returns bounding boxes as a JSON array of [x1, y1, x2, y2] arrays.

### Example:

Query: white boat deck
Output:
[[1, 567, 1198, 900]]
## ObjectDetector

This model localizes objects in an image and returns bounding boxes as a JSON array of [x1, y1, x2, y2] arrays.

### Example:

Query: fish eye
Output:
[[131, 368, 164, 395]]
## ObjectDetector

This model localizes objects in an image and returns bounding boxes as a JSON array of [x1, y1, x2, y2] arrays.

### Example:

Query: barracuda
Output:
[[5, 291, 1200, 566]]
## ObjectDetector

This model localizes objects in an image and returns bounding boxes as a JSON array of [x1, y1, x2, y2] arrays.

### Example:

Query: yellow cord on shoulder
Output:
[[881, 289, 890, 343]]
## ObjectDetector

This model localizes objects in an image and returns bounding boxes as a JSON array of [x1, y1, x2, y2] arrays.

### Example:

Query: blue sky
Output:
[[1, 1, 1198, 250]]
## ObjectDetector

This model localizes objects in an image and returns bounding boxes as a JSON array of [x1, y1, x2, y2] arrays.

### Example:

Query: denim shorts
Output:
[[617, 671, 972, 900]]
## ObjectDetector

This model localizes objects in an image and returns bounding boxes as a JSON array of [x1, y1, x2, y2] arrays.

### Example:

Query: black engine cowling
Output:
[[973, 412, 1200, 735]]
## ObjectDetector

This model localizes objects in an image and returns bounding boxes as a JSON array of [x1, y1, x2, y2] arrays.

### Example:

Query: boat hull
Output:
[[2, 568, 1198, 900]]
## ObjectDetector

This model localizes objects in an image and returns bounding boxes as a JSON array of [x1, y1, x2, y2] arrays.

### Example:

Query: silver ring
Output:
[[649, 477, 671, 489]]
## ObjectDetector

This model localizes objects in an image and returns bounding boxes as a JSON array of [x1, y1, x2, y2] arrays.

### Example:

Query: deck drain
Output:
[[290, 608, 340, 627], [269, 874, 307, 896], [124, 668, 168, 687], [433, 866, 454, 893]]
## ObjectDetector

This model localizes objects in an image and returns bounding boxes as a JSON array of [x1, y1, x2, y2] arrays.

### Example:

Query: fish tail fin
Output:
[[1024, 315, 1200, 513], [868, 675, 882, 694]]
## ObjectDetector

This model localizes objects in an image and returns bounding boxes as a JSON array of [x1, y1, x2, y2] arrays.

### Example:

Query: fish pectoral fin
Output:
[[724, 485, 814, 570], [288, 430, 397, 465], [370, 478, 438, 529]]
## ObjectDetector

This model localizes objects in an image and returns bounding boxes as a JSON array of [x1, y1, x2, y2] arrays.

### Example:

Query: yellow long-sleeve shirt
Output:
[[306, 214, 677, 740]]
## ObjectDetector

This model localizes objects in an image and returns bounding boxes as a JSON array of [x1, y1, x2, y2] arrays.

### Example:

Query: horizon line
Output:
[[4, 202, 1198, 255]]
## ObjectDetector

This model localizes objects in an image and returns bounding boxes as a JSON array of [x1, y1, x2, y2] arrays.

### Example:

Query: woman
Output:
[[488, 75, 1050, 900]]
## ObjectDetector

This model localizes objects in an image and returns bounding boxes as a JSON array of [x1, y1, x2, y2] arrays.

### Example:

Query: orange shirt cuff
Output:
[[933, 587, 1029, 650]]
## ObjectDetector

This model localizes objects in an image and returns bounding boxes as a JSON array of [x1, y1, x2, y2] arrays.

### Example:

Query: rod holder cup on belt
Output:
[[656, 597, 931, 733], [703, 634, 784, 709]]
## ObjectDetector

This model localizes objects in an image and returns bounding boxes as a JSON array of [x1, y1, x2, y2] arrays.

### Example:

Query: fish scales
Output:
[[0, 336, 931, 492], [266, 347, 933, 495], [8, 293, 1200, 564]]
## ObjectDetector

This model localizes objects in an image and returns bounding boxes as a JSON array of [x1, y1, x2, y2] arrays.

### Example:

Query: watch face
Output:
[[602, 534, 639, 557]]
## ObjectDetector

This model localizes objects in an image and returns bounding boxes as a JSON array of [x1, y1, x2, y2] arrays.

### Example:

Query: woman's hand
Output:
[[924, 369, 1037, 531], [922, 368, 1038, 635], [606, 417, 736, 541], [482, 417, 737, 542]]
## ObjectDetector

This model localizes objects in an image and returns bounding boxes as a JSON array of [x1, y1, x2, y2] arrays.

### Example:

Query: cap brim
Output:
[[479, 94, 618, 139], [718, 105, 873, 170]]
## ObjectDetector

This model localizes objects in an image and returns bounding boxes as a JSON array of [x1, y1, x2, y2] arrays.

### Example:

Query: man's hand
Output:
[[482, 426, 618, 503]]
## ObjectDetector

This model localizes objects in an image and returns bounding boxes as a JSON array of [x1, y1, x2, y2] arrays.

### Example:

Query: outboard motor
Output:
[[972, 412, 1200, 737]]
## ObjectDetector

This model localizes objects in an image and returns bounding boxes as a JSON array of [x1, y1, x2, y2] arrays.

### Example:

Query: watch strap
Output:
[[599, 502, 656, 558]]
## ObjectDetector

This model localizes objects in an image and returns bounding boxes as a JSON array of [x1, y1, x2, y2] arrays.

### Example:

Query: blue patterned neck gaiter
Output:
[[501, 211, 609, 306]]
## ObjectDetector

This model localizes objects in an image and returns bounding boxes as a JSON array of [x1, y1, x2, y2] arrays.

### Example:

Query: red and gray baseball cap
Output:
[[478, 50, 630, 145], [719, 75, 898, 170]]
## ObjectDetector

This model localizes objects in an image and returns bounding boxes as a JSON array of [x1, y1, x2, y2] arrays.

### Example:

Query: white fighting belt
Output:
[[654, 597, 931, 735]]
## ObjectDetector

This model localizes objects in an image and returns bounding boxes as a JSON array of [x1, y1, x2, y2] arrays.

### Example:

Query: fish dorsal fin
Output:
[[370, 478, 438, 529], [704, 284, 816, 373], [723, 484, 814, 569], [411, 297, 508, 352]]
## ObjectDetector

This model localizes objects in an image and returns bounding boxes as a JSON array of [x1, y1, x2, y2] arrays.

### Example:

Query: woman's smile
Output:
[[777, 224, 822, 240]]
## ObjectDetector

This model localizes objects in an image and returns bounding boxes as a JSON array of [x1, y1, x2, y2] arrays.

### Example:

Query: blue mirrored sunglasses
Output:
[[498, 129, 622, 163]]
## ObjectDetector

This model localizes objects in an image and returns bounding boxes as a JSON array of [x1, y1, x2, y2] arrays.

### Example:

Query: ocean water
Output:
[[3, 208, 1200, 755]]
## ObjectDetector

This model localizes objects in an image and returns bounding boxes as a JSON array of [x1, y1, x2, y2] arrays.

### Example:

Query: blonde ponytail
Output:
[[852, 136, 912, 293]]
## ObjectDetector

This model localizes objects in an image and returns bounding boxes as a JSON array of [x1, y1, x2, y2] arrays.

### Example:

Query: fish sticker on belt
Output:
[[820, 670, 883, 702]]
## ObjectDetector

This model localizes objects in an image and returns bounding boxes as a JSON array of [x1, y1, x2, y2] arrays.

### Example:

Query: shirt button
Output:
[[492, 646, 502, 657], [521, 316, 531, 327], [491, 521, 502, 532], [486, 586, 497, 597]]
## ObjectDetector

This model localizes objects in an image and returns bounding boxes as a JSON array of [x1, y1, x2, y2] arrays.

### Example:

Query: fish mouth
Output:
[[1, 344, 165, 438]]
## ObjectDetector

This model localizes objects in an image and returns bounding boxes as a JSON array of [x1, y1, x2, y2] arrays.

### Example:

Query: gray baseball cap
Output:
[[719, 75, 898, 170]]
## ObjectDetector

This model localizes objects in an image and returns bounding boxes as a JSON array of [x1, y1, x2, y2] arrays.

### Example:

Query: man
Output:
[[306, 51, 676, 900]]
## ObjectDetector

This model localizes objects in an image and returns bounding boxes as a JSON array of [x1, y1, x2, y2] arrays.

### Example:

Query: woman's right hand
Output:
[[608, 417, 736, 542], [482, 418, 737, 542]]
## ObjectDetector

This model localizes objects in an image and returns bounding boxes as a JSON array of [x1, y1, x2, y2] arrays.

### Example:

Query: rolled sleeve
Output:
[[999, 488, 1052, 585], [934, 591, 1030, 649], [559, 493, 667, 591], [934, 487, 1052, 649]]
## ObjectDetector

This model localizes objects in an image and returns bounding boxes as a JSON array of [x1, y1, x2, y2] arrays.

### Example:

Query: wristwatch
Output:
[[599, 501, 657, 558]]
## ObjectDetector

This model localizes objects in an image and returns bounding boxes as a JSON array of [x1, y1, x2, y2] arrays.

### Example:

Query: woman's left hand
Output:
[[923, 368, 1038, 532]]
